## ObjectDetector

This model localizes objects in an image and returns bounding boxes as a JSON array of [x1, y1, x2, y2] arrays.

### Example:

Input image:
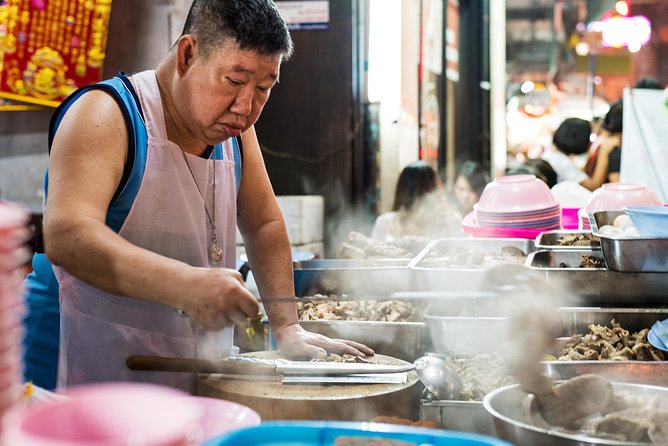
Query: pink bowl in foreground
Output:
[[476, 174, 558, 213], [184, 396, 261, 443], [3, 383, 201, 446], [583, 183, 661, 214]]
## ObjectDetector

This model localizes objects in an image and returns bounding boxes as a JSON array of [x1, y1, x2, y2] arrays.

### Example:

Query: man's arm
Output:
[[44, 90, 258, 329], [237, 126, 373, 358]]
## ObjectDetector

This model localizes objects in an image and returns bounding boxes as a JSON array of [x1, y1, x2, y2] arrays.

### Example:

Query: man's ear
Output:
[[176, 35, 198, 76]]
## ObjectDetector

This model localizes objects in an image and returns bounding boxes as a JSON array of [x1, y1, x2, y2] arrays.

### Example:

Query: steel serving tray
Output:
[[419, 399, 496, 436], [543, 307, 668, 387], [293, 259, 413, 296], [525, 249, 668, 306], [408, 238, 535, 292], [298, 319, 430, 362], [534, 230, 600, 250], [590, 210, 668, 272]]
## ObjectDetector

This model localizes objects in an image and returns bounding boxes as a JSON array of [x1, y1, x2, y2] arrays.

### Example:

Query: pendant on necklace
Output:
[[208, 244, 223, 265]]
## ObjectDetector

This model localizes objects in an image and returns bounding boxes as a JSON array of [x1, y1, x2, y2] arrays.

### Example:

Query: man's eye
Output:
[[227, 78, 243, 86]]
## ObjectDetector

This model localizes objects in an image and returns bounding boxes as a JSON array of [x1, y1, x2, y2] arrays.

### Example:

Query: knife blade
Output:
[[127, 355, 415, 376]]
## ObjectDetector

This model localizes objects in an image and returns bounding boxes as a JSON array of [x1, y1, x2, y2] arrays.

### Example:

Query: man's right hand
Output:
[[179, 267, 259, 330]]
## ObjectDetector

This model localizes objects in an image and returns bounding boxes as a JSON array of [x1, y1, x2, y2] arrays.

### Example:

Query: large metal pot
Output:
[[483, 382, 668, 446]]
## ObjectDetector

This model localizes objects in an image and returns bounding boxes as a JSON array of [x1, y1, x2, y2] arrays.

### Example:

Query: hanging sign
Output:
[[275, 1, 329, 31], [0, 0, 113, 107]]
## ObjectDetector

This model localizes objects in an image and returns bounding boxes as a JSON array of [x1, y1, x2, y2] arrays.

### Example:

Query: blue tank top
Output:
[[27, 72, 243, 300]]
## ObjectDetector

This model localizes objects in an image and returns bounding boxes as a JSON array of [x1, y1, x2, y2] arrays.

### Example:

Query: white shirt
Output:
[[542, 149, 588, 184]]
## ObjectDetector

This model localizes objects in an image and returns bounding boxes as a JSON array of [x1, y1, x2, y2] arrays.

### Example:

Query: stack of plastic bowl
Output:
[[578, 183, 662, 230], [0, 202, 29, 441], [463, 175, 561, 239]]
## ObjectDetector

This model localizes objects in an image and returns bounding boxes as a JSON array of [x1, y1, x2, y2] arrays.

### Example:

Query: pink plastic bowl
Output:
[[3, 383, 201, 446], [184, 396, 261, 443], [476, 174, 558, 213], [583, 183, 661, 214]]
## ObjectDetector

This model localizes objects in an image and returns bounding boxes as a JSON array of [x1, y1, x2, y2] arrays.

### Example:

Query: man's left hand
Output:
[[272, 323, 375, 360]]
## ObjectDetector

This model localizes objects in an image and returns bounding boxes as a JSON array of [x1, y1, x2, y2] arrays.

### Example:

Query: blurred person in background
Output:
[[371, 161, 460, 241], [452, 160, 489, 216], [635, 77, 663, 90], [584, 100, 623, 189], [505, 159, 557, 189]]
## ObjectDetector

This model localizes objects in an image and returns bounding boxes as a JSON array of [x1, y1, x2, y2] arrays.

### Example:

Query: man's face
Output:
[[178, 39, 282, 144]]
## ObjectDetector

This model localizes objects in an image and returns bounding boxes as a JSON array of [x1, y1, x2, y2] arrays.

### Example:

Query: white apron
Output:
[[54, 70, 237, 392]]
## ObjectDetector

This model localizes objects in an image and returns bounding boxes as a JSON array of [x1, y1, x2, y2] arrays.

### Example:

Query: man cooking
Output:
[[22, 0, 372, 392]]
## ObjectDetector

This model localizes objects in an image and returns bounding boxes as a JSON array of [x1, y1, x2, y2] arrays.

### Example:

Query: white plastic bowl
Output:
[[623, 206, 668, 237]]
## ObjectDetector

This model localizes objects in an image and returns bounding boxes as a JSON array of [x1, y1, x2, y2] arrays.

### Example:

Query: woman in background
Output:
[[371, 161, 459, 241], [453, 160, 489, 216]]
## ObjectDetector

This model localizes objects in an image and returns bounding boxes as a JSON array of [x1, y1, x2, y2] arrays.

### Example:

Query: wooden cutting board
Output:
[[197, 351, 420, 421]]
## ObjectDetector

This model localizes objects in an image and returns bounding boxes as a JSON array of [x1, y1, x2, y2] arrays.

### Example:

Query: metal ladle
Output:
[[414, 356, 462, 400]]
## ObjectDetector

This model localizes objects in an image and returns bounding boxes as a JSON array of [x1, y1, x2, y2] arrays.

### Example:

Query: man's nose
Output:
[[231, 88, 253, 116]]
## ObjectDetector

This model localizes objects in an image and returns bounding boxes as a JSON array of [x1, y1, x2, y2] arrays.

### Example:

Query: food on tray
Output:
[[311, 353, 371, 363], [598, 213, 640, 237], [557, 232, 599, 246], [297, 295, 419, 322], [440, 354, 515, 401], [558, 254, 606, 268], [418, 245, 527, 269], [550, 319, 665, 361], [370, 415, 440, 429], [337, 231, 430, 259], [543, 390, 668, 443]]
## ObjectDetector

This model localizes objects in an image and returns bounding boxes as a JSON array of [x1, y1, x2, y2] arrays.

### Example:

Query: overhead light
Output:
[[575, 42, 590, 56], [615, 1, 630, 17], [520, 81, 535, 94], [628, 42, 641, 53]]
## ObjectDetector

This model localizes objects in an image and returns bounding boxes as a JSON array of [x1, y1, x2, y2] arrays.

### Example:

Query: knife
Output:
[[126, 355, 415, 376]]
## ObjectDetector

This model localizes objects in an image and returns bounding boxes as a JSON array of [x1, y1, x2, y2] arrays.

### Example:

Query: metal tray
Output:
[[298, 320, 430, 362], [544, 307, 668, 387], [419, 399, 496, 436], [409, 238, 535, 292], [534, 230, 600, 250], [525, 249, 668, 305], [293, 259, 413, 296], [591, 210, 668, 272]]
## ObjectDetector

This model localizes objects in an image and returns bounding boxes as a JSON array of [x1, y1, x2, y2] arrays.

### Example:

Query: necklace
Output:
[[180, 150, 224, 265], [157, 76, 223, 265]]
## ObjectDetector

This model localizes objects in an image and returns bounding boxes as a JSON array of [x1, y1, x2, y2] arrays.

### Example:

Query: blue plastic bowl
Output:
[[203, 421, 512, 446], [623, 205, 668, 237]]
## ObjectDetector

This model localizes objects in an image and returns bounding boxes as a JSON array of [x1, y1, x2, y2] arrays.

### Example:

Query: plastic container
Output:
[[183, 396, 260, 443], [203, 421, 512, 446], [560, 207, 579, 229], [476, 174, 558, 213], [623, 205, 668, 237]]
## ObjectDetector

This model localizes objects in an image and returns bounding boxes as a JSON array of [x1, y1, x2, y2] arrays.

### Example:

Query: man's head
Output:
[[181, 0, 293, 61], [165, 0, 294, 145], [553, 117, 592, 156]]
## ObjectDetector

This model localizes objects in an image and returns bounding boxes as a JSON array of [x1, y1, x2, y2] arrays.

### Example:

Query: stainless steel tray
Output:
[[409, 238, 535, 292], [525, 249, 668, 305], [293, 259, 413, 295], [534, 230, 600, 250], [419, 399, 496, 436], [544, 307, 668, 387], [298, 320, 430, 362], [591, 210, 668, 272]]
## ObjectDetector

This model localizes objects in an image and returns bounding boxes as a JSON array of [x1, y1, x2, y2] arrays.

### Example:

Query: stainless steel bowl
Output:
[[483, 382, 668, 446]]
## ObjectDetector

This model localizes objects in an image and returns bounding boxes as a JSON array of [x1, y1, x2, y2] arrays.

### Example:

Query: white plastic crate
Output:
[[236, 195, 324, 245]]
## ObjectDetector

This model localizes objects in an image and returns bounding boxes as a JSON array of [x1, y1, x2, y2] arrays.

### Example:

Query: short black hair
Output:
[[181, 0, 294, 60], [524, 158, 558, 189], [392, 161, 438, 212], [602, 101, 623, 134], [553, 117, 591, 156], [635, 77, 662, 89]]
